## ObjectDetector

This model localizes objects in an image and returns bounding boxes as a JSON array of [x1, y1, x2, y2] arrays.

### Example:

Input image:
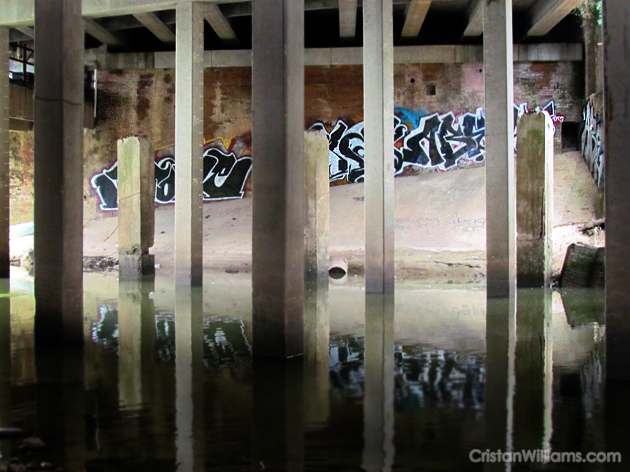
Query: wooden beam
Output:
[[462, 0, 483, 37], [401, 0, 431, 39], [133, 12, 174, 44], [84, 18, 127, 48], [339, 0, 357, 39], [202, 3, 238, 47], [526, 0, 582, 37]]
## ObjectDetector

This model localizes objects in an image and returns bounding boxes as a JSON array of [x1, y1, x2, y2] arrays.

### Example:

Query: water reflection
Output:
[[0, 272, 613, 471], [174, 288, 204, 472]]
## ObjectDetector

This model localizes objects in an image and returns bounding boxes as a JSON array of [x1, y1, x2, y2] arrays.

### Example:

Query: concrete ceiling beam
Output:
[[462, 0, 483, 37], [14, 26, 34, 38], [202, 3, 239, 47], [400, 0, 431, 40], [84, 18, 128, 49], [133, 12, 175, 44], [525, 0, 582, 37], [339, 0, 358, 40], [0, 0, 244, 26]]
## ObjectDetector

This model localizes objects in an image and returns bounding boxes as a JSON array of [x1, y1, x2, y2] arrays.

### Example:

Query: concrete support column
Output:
[[516, 112, 554, 288], [303, 132, 331, 426], [363, 0, 395, 294], [34, 0, 84, 343], [513, 289, 552, 451], [118, 136, 156, 279], [362, 294, 395, 471], [174, 2, 204, 287], [605, 1, 630, 384], [485, 297, 516, 470], [0, 28, 9, 279], [252, 0, 305, 357], [484, 0, 516, 298]]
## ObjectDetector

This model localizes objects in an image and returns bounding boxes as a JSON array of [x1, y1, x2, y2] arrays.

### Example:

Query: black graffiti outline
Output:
[[91, 147, 253, 211]]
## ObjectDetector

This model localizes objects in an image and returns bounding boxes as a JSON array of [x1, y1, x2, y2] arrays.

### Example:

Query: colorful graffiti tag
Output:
[[91, 138, 253, 211], [310, 100, 564, 183], [91, 101, 564, 210], [580, 97, 604, 189]]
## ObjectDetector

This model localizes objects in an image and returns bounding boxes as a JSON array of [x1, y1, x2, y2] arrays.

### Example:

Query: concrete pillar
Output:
[[484, 0, 516, 299], [175, 288, 204, 472], [117, 136, 156, 279], [174, 2, 204, 287], [604, 0, 630, 383], [33, 0, 84, 343], [118, 280, 156, 407], [0, 28, 9, 278], [513, 289, 552, 451], [485, 297, 516, 470], [363, 0, 395, 294], [516, 112, 554, 288], [252, 358, 304, 470], [583, 0, 601, 96], [252, 0, 305, 357], [603, 14, 630, 465], [362, 294, 395, 471], [304, 130, 330, 377]]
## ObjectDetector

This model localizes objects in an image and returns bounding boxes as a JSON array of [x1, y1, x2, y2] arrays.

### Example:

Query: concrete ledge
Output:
[[87, 43, 583, 70]]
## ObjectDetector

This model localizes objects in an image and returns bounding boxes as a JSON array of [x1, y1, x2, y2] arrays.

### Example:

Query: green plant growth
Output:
[[574, 0, 602, 26]]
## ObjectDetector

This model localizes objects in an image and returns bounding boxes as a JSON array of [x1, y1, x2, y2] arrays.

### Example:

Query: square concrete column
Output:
[[516, 112, 554, 288], [604, 1, 630, 382], [0, 282, 10, 458], [484, 0, 516, 299], [0, 28, 9, 279], [304, 130, 330, 372], [363, 0, 395, 294], [175, 2, 204, 287], [118, 136, 155, 279], [34, 0, 84, 343], [252, 0, 305, 358]]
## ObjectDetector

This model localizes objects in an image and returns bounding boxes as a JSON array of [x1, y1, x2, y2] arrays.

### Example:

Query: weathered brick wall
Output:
[[9, 61, 584, 223]]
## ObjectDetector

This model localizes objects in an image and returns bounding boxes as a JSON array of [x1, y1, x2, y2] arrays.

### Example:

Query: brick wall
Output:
[[9, 60, 584, 223]]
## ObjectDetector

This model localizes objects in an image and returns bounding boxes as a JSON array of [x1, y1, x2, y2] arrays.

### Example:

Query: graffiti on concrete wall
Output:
[[310, 100, 564, 183], [91, 137, 253, 211], [580, 97, 604, 189]]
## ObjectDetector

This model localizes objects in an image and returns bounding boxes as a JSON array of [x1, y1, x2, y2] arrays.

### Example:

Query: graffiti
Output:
[[329, 334, 485, 410], [310, 100, 564, 183], [92, 307, 252, 369], [91, 138, 253, 211], [580, 97, 604, 189]]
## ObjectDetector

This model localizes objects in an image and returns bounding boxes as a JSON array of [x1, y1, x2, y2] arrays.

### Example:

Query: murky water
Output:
[[0, 271, 617, 471]]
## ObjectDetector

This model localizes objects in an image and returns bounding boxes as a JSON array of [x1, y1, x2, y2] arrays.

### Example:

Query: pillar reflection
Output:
[[513, 289, 552, 451], [34, 343, 86, 470], [485, 297, 516, 472], [304, 276, 330, 428], [252, 357, 304, 471], [175, 287, 204, 472], [362, 293, 395, 471], [118, 280, 156, 408], [0, 280, 10, 459]]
